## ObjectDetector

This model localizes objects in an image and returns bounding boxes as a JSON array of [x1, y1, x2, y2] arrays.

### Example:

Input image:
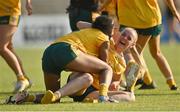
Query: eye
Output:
[[127, 36, 132, 41], [121, 32, 132, 41]]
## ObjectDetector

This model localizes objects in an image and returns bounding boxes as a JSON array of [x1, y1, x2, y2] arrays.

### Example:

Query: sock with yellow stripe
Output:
[[17, 75, 26, 81], [99, 83, 108, 96], [143, 70, 153, 85], [166, 77, 176, 88]]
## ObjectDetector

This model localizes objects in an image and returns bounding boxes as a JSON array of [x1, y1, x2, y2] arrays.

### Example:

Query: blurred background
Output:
[[15, 0, 70, 47], [14, 0, 180, 47], [159, 0, 180, 43]]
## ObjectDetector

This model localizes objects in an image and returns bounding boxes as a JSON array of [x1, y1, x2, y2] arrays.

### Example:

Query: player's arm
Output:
[[112, 73, 121, 81], [99, 41, 110, 62], [76, 21, 92, 30], [109, 73, 121, 91], [130, 46, 144, 68]]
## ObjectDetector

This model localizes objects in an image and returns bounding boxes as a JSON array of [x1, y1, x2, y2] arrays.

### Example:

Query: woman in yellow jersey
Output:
[[67, 28, 138, 102], [117, 0, 180, 90], [0, 0, 32, 93]]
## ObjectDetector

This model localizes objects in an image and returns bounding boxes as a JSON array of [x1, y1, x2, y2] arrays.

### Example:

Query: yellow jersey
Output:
[[54, 28, 109, 57], [117, 0, 161, 28], [92, 39, 126, 89], [0, 0, 21, 16]]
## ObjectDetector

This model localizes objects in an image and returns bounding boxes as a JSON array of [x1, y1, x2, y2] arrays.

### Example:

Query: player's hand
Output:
[[174, 12, 180, 23], [26, 0, 32, 15], [109, 81, 120, 91]]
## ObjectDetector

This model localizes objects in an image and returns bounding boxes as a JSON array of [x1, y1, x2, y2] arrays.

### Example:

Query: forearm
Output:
[[130, 47, 144, 67], [109, 75, 121, 91], [165, 0, 180, 22], [112, 74, 121, 82], [165, 0, 178, 15], [99, 41, 110, 62], [76, 21, 92, 29]]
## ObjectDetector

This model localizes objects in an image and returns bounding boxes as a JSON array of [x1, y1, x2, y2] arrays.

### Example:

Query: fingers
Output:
[[26, 5, 32, 15], [26, 0, 32, 15]]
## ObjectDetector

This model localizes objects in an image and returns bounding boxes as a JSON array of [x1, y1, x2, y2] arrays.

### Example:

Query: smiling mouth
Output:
[[119, 41, 125, 45]]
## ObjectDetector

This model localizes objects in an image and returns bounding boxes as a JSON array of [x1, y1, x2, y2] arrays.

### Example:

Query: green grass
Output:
[[0, 44, 180, 111]]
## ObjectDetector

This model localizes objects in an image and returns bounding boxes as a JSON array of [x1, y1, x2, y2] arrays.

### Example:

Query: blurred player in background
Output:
[[117, 0, 180, 90], [0, 0, 32, 93], [163, 0, 180, 43], [66, 0, 100, 31]]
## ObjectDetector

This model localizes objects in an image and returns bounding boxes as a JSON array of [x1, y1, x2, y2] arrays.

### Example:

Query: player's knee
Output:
[[98, 64, 113, 75], [105, 65, 113, 75], [150, 50, 162, 59], [82, 73, 94, 86], [7, 43, 14, 50], [99, 65, 113, 78], [0, 46, 7, 55]]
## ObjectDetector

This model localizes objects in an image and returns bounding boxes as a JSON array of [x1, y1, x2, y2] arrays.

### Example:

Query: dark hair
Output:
[[101, 11, 109, 16], [92, 15, 113, 37]]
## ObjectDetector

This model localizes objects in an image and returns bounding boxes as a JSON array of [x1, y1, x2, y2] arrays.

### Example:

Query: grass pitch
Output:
[[0, 44, 180, 111]]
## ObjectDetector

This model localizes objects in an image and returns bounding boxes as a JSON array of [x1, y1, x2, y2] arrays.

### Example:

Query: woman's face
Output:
[[115, 29, 137, 53]]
